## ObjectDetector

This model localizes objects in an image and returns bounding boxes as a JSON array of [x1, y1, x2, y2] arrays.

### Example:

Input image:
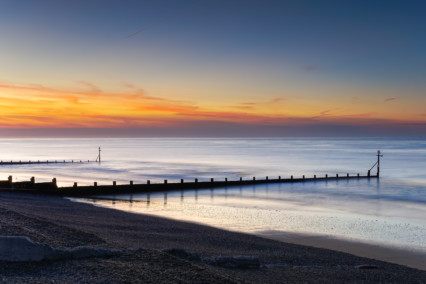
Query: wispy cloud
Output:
[[384, 97, 397, 103], [302, 65, 318, 72]]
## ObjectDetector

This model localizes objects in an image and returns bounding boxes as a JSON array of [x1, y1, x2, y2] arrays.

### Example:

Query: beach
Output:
[[1, 191, 425, 283]]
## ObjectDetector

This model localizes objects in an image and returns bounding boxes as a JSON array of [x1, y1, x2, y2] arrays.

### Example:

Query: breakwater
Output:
[[0, 160, 93, 165], [0, 172, 378, 197]]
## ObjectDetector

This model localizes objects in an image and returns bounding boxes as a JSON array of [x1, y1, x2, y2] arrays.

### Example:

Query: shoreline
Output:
[[77, 195, 426, 271], [1, 191, 426, 282], [256, 230, 426, 271]]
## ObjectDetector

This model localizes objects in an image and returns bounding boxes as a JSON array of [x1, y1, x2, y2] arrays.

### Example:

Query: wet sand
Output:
[[1, 191, 425, 283], [257, 230, 426, 271]]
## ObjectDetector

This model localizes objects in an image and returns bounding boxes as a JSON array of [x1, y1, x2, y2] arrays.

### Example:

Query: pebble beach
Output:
[[1, 191, 425, 283]]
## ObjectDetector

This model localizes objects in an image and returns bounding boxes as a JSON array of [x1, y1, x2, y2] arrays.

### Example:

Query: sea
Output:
[[1, 137, 425, 254]]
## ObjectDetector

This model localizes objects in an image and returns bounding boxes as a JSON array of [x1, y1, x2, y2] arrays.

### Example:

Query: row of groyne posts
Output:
[[0, 150, 383, 197], [0, 147, 102, 165]]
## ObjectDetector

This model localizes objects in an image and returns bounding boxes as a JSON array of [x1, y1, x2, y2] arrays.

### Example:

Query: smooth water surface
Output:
[[1, 138, 426, 252]]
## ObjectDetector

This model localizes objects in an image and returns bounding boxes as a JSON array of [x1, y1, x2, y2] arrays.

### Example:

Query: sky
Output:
[[1, 0, 426, 137]]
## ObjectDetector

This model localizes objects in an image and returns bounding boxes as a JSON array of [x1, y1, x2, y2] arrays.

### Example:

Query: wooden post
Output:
[[357, 173, 360, 177], [8, 176, 12, 184], [113, 181, 116, 186], [314, 175, 316, 179], [266, 176, 268, 180], [130, 181, 133, 186], [164, 179, 167, 184], [73, 182, 77, 188], [303, 175, 305, 179], [195, 178, 198, 183], [336, 174, 339, 178], [52, 178, 57, 187], [225, 177, 228, 182], [240, 177, 242, 181], [94, 182, 97, 187], [347, 173, 349, 177], [147, 180, 151, 185], [96, 147, 101, 163], [279, 176, 281, 180], [376, 150, 383, 178], [211, 178, 214, 183], [368, 170, 371, 177], [291, 175, 293, 180], [31, 177, 35, 185], [253, 177, 256, 181], [325, 174, 328, 179]]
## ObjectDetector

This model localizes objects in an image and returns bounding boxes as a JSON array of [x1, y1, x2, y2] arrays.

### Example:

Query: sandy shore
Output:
[[1, 191, 426, 283]]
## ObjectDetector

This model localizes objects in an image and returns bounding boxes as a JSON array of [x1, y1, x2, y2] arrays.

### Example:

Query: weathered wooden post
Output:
[[8, 176, 12, 184], [225, 177, 228, 182], [314, 175, 316, 179], [113, 181, 116, 187], [130, 181, 133, 186], [211, 178, 214, 183], [30, 177, 35, 185], [303, 175, 305, 179], [279, 176, 281, 180], [347, 173, 349, 177], [240, 177, 242, 182], [325, 174, 328, 179], [96, 147, 101, 163], [195, 178, 198, 183], [253, 177, 256, 181], [336, 174, 339, 178], [266, 176, 268, 181], [291, 175, 293, 180], [164, 180, 167, 184], [94, 182, 97, 187], [147, 180, 151, 185], [368, 170, 371, 177], [357, 173, 360, 177], [73, 182, 77, 188], [52, 178, 57, 187], [376, 150, 383, 178]]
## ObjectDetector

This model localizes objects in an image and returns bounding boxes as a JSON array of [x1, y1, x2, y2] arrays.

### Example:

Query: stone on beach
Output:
[[0, 236, 121, 262]]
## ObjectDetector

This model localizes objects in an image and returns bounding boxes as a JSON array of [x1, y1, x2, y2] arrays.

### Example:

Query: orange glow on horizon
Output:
[[0, 82, 424, 130]]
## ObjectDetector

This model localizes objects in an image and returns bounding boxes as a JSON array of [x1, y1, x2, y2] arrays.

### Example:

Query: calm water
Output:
[[1, 138, 426, 252]]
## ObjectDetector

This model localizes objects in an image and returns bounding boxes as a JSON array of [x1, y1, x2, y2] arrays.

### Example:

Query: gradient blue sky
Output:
[[1, 0, 425, 137]]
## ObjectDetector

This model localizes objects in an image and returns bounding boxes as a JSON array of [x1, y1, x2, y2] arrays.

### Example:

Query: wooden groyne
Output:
[[0, 147, 102, 166], [0, 172, 378, 197], [0, 160, 94, 165]]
